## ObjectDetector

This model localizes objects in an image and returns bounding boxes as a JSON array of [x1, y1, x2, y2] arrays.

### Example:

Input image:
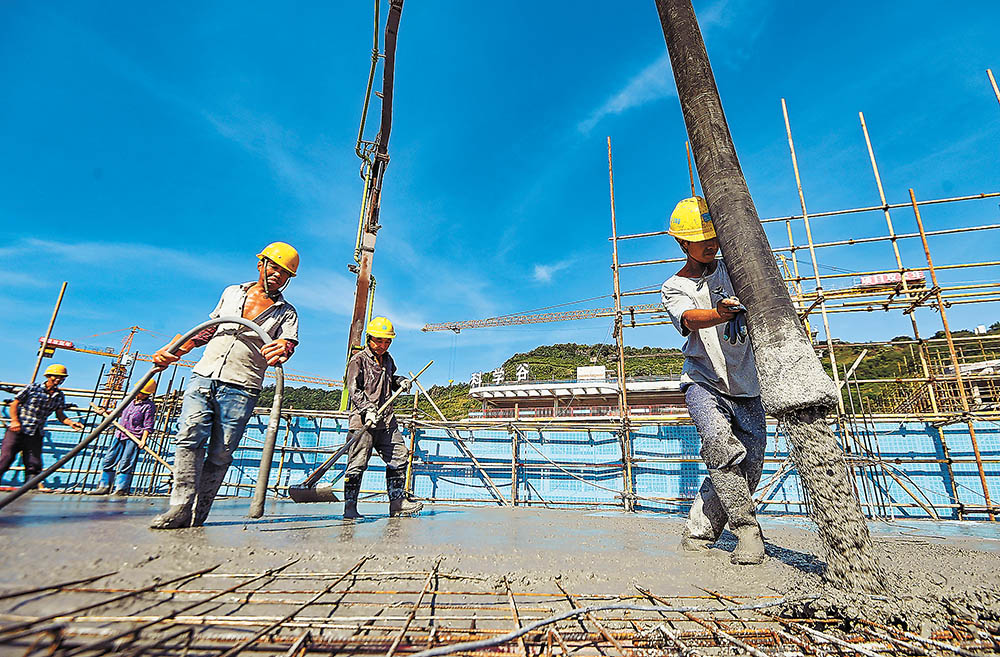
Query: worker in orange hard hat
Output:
[[660, 196, 766, 565], [342, 316, 422, 520], [148, 243, 300, 529], [90, 378, 158, 497], [1, 364, 84, 489]]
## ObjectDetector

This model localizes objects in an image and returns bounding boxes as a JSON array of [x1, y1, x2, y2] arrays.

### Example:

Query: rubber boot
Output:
[[343, 475, 363, 520], [90, 472, 113, 495], [191, 461, 230, 527], [679, 527, 713, 552], [708, 465, 765, 565], [150, 447, 203, 530], [386, 468, 422, 517]]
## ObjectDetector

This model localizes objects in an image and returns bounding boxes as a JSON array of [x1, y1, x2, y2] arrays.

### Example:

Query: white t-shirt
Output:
[[660, 260, 760, 398]]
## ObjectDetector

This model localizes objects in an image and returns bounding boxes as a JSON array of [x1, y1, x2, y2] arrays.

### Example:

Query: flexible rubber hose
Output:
[[0, 316, 284, 513]]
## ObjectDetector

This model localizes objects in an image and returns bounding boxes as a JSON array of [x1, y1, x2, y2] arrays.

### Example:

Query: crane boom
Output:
[[422, 304, 661, 333]]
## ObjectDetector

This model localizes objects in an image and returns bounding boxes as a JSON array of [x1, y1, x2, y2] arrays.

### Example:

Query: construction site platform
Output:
[[1, 495, 999, 655]]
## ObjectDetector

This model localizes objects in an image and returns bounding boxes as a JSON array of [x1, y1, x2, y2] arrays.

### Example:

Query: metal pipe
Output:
[[28, 282, 67, 385], [909, 189, 993, 520], [613, 191, 1000, 239], [607, 137, 634, 512], [782, 98, 843, 413], [0, 316, 283, 513]]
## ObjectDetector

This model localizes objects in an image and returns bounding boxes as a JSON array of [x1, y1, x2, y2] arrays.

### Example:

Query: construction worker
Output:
[[343, 316, 421, 519], [1, 364, 84, 489], [148, 242, 300, 529], [90, 379, 157, 496], [659, 197, 767, 565]]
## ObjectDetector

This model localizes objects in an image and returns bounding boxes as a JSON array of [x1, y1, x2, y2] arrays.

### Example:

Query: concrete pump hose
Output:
[[0, 316, 284, 514]]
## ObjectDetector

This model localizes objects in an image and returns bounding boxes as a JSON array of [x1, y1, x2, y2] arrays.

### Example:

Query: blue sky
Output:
[[2, 1, 999, 391]]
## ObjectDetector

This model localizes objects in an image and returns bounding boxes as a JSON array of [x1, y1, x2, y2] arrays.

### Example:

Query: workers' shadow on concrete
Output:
[[251, 508, 460, 533], [713, 532, 826, 575]]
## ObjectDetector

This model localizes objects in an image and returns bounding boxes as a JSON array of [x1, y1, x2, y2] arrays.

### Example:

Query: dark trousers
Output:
[[0, 428, 44, 484]]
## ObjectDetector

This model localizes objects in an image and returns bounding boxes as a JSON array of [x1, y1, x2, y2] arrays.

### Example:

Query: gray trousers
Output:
[[684, 383, 767, 541], [345, 421, 410, 478]]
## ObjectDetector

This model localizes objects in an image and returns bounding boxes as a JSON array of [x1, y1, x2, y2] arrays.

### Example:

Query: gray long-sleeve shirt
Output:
[[346, 346, 405, 430]]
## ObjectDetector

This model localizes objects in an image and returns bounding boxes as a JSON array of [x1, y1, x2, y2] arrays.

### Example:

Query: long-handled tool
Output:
[[0, 316, 283, 513], [288, 360, 432, 503], [410, 376, 508, 506], [88, 403, 174, 473]]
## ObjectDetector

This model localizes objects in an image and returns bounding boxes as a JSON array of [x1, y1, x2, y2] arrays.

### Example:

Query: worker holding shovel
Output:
[[147, 242, 300, 529], [89, 378, 157, 497], [659, 196, 767, 565], [343, 316, 421, 520]]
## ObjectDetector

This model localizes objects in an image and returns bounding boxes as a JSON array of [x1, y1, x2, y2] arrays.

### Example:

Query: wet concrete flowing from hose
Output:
[[781, 406, 887, 594]]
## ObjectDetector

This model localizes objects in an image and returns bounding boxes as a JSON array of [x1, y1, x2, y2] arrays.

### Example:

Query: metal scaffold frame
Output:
[[4, 78, 999, 523], [607, 70, 1000, 521]]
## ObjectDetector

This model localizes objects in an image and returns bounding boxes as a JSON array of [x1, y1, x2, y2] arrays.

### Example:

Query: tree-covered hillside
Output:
[[260, 320, 1000, 419]]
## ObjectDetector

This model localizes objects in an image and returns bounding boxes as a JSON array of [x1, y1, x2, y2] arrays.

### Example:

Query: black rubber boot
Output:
[[386, 468, 422, 517], [343, 475, 363, 520]]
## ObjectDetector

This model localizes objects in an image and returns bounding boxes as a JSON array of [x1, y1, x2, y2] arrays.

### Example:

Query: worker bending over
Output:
[[660, 197, 767, 565], [1, 364, 84, 489], [343, 316, 421, 520], [91, 379, 157, 496], [150, 242, 300, 529]]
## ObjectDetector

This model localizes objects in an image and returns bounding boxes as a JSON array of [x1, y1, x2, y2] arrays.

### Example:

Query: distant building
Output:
[[468, 364, 685, 420]]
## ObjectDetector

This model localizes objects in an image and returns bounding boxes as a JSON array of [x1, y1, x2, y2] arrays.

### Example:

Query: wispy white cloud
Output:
[[578, 54, 675, 134], [287, 268, 357, 318], [44, 8, 353, 235], [0, 270, 48, 289], [532, 260, 573, 284], [0, 238, 242, 283], [577, 0, 768, 134]]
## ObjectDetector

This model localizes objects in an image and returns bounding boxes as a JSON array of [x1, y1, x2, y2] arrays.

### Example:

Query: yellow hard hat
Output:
[[140, 379, 157, 395], [44, 364, 68, 377], [668, 196, 716, 241], [257, 242, 299, 276], [367, 316, 396, 339]]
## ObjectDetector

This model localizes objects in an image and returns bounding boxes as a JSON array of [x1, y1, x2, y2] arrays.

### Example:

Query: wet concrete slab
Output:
[[0, 494, 998, 606]]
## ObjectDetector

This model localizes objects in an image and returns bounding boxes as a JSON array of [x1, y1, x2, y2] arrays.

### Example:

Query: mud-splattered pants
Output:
[[169, 374, 259, 509], [684, 383, 767, 541]]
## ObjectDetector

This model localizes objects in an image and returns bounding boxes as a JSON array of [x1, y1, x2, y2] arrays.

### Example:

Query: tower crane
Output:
[[422, 304, 661, 333]]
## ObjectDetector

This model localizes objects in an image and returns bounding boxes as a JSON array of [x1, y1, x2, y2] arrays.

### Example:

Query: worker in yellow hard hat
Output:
[[91, 379, 159, 497], [2, 364, 84, 490], [148, 243, 300, 529], [660, 196, 767, 565], [342, 316, 422, 520]]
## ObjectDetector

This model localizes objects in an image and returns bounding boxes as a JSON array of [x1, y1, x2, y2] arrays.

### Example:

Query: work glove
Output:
[[712, 286, 748, 345], [723, 311, 748, 345], [362, 408, 380, 427], [396, 377, 412, 393]]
